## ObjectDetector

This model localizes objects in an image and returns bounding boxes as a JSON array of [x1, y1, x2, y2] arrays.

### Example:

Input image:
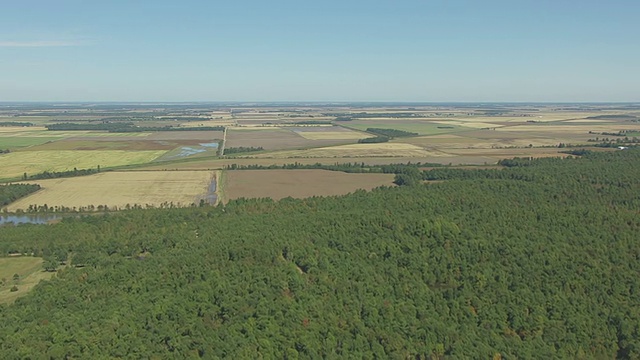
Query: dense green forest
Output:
[[223, 146, 264, 155], [366, 128, 419, 138], [0, 150, 639, 358], [0, 184, 41, 207]]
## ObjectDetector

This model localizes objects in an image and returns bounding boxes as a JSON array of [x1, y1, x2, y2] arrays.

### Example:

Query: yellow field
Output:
[[248, 142, 448, 158], [0, 257, 55, 305], [1, 150, 167, 179], [431, 120, 500, 129], [496, 124, 640, 133], [5, 170, 214, 211], [294, 131, 372, 140]]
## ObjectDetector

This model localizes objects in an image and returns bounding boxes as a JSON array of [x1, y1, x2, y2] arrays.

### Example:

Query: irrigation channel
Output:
[[195, 175, 218, 205]]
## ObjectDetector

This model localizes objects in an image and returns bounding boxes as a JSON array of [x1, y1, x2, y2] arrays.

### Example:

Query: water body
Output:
[[0, 214, 64, 225], [163, 142, 220, 160], [205, 179, 217, 204]]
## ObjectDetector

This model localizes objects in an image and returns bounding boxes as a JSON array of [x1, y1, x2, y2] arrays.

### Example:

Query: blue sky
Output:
[[1, 0, 639, 102]]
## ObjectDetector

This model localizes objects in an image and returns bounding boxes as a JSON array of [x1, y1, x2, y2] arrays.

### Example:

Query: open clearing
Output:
[[221, 169, 394, 202], [0, 150, 167, 180], [0, 257, 54, 305], [5, 171, 214, 211]]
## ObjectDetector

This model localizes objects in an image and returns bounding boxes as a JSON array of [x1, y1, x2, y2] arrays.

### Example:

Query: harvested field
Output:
[[249, 143, 449, 158], [26, 140, 178, 151], [221, 169, 395, 202], [496, 124, 640, 133], [0, 150, 167, 180], [5, 170, 214, 211], [145, 130, 224, 141], [225, 128, 351, 151], [287, 126, 372, 140]]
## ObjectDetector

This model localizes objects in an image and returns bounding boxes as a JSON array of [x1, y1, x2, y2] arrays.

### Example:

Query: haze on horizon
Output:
[[1, 0, 639, 103]]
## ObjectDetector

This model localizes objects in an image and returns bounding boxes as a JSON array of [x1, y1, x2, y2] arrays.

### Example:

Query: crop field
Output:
[[224, 127, 353, 151], [0, 150, 167, 180], [0, 257, 54, 305], [221, 169, 394, 202], [249, 142, 449, 158], [286, 126, 372, 140], [5, 170, 215, 211], [0, 137, 59, 149]]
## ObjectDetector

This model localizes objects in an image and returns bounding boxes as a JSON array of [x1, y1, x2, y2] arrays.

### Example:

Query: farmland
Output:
[[221, 169, 395, 202], [0, 150, 167, 180], [4, 171, 215, 212], [1, 102, 640, 204]]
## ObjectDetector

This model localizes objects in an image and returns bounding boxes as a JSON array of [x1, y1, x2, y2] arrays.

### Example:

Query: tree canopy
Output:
[[0, 149, 639, 358]]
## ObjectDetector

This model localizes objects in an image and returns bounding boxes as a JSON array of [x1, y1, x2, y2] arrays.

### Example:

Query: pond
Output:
[[0, 214, 64, 225], [161, 142, 220, 160]]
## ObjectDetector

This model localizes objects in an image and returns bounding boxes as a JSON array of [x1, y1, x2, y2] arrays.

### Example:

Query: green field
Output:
[[0, 150, 168, 180], [0, 137, 59, 149]]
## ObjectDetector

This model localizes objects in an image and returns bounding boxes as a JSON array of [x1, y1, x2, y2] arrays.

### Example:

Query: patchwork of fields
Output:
[[2, 103, 640, 207]]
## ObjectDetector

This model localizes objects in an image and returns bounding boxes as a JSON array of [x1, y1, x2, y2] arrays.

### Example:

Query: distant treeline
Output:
[[358, 136, 389, 143], [0, 122, 34, 127], [586, 114, 638, 120], [366, 128, 418, 138], [22, 167, 101, 181], [224, 161, 444, 174], [46, 123, 224, 132], [0, 184, 40, 207], [291, 120, 332, 125], [223, 147, 264, 155]]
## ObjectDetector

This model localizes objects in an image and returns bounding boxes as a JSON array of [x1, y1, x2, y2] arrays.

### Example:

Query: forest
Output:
[[0, 184, 41, 207], [0, 150, 639, 358]]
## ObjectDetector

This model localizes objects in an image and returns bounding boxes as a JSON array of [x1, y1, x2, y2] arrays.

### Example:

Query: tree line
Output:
[[0, 184, 40, 207]]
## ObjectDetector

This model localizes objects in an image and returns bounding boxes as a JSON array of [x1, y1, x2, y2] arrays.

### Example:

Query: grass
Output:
[[5, 170, 215, 211], [0, 137, 59, 149], [0, 150, 168, 180], [222, 169, 395, 202], [0, 257, 55, 305]]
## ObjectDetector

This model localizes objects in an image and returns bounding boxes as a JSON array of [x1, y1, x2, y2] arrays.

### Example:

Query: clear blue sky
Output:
[[1, 0, 639, 102]]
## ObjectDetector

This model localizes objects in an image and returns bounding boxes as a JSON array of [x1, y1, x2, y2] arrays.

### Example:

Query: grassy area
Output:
[[0, 150, 168, 180], [0, 137, 59, 149], [0, 257, 55, 305]]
